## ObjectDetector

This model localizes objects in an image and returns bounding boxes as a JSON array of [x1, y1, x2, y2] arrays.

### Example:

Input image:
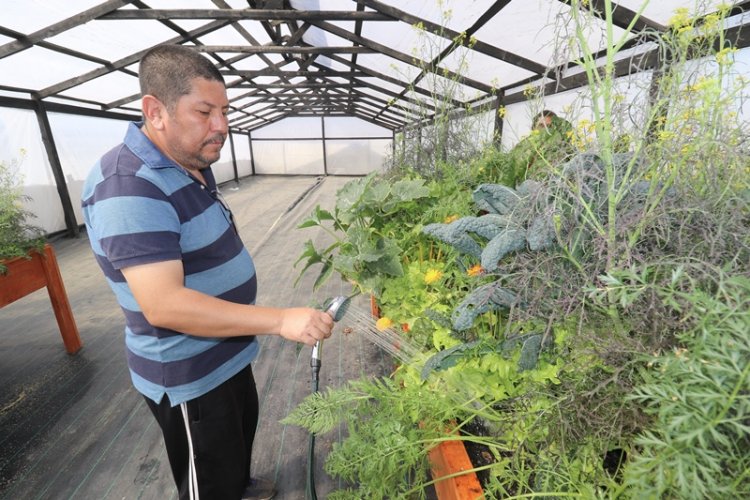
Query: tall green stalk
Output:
[[569, 0, 650, 270]]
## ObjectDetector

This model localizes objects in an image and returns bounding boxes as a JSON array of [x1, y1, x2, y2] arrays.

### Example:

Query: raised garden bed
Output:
[[0, 243, 82, 354]]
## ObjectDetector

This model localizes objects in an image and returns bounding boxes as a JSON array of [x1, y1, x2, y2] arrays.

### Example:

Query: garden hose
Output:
[[307, 295, 351, 500]]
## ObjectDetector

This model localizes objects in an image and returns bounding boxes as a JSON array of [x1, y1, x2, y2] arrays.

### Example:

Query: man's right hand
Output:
[[279, 308, 334, 346]]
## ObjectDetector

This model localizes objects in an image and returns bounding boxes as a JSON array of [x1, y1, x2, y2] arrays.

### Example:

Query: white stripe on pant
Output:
[[180, 402, 200, 500]]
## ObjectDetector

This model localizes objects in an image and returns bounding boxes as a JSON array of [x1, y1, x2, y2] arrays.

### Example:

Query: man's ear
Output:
[[142, 94, 167, 130]]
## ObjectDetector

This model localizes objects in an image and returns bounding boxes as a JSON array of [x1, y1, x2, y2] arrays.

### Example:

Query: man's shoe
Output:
[[242, 477, 277, 500]]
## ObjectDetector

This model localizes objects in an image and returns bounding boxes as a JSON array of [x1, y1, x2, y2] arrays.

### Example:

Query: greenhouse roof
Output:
[[1, 0, 749, 133]]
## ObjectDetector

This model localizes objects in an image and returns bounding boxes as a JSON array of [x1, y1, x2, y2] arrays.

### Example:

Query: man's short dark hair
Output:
[[139, 44, 224, 111], [532, 109, 558, 123]]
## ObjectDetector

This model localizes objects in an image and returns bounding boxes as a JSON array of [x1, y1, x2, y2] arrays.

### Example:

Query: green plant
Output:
[[283, 368, 521, 499], [617, 274, 750, 499], [384, 8, 495, 178], [0, 154, 45, 273], [290, 3, 750, 498], [295, 172, 430, 294]]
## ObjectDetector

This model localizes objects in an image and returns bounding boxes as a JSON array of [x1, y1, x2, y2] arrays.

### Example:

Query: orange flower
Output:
[[401, 323, 410, 333], [376, 317, 394, 331], [467, 264, 484, 277], [424, 269, 443, 285]]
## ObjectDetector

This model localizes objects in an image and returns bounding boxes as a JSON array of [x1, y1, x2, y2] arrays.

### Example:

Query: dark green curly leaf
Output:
[[526, 214, 556, 251], [423, 222, 483, 257], [452, 283, 518, 331], [424, 308, 453, 330], [421, 340, 481, 380], [518, 334, 543, 371], [480, 228, 526, 272], [473, 184, 522, 215], [451, 214, 516, 240]]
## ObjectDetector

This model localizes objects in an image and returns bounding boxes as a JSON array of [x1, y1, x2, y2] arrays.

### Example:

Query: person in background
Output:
[[507, 109, 575, 186], [81, 44, 333, 500]]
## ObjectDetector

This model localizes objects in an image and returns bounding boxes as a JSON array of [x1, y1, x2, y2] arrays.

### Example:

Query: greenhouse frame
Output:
[[1, 1, 749, 499]]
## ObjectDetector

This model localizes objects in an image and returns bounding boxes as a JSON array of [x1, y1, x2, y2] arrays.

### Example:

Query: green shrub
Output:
[[619, 275, 750, 499], [0, 156, 45, 272]]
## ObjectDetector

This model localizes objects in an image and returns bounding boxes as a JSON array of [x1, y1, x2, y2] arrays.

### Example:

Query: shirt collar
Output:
[[124, 121, 179, 170]]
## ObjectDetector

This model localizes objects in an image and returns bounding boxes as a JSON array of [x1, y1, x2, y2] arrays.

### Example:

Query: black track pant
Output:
[[144, 364, 259, 500]]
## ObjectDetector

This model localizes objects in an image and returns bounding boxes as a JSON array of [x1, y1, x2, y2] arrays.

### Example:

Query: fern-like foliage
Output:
[[622, 275, 750, 498], [284, 376, 468, 499], [281, 385, 367, 435]]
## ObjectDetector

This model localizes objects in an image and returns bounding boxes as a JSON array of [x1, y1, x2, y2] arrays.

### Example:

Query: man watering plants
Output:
[[82, 44, 334, 500]]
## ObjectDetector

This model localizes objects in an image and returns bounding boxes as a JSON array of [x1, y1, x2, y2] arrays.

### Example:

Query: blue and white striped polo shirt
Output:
[[82, 122, 259, 406]]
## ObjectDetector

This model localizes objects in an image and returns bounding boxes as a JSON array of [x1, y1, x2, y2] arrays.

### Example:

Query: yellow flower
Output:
[[657, 130, 676, 142], [497, 106, 507, 118], [443, 214, 459, 224], [467, 264, 484, 277], [716, 47, 738, 66], [424, 269, 443, 285], [376, 317, 393, 331], [668, 7, 691, 29]]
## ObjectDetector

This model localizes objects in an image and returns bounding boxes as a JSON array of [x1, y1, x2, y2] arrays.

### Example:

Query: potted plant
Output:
[[0, 155, 82, 354]]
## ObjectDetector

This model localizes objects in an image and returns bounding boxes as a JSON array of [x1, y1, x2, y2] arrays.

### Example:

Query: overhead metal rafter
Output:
[[0, 0, 134, 59], [99, 8, 393, 21], [364, 0, 520, 124]]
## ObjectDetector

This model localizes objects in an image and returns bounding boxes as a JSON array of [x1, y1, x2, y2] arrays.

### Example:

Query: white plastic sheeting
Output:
[[0, 109, 387, 233]]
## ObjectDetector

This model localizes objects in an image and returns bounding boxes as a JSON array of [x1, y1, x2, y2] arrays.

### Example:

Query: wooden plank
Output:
[[0, 254, 46, 306], [427, 434, 484, 500], [0, 245, 82, 353], [39, 244, 82, 354]]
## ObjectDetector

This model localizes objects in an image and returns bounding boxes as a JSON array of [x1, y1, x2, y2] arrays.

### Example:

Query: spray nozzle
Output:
[[312, 295, 353, 366], [324, 295, 350, 322]]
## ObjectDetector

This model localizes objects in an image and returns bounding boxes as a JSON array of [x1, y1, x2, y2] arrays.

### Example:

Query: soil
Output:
[[461, 419, 496, 489]]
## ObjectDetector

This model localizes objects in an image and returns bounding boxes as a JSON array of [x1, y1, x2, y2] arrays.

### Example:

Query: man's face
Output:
[[534, 115, 553, 131], [162, 78, 229, 171]]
